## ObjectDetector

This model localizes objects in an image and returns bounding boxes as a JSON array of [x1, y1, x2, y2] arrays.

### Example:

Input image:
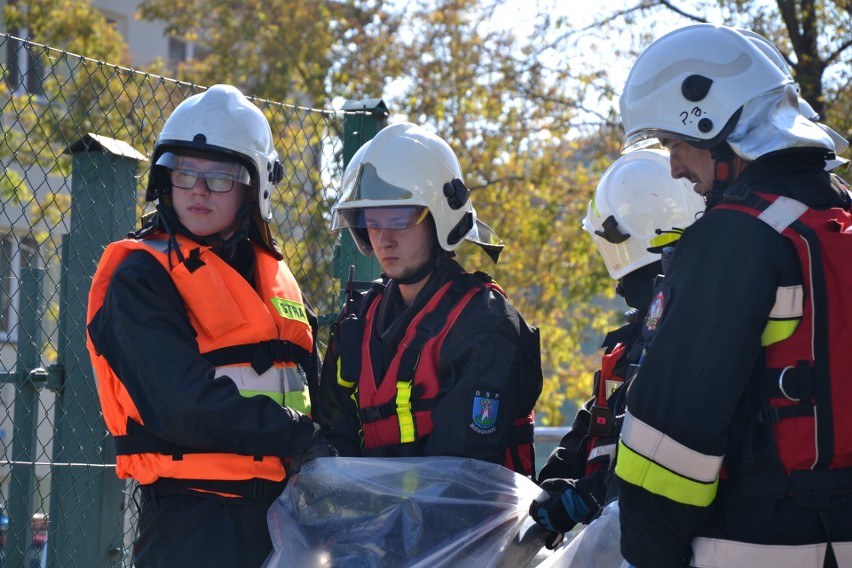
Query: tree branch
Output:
[[656, 0, 708, 22]]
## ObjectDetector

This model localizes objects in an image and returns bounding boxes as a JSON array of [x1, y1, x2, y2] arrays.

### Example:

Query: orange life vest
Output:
[[86, 234, 313, 487]]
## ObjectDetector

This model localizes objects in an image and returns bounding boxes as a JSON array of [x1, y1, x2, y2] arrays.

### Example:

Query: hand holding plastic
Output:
[[529, 478, 591, 534]]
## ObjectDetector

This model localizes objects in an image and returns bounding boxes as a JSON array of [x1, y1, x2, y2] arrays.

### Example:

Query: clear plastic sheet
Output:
[[535, 501, 627, 568], [263, 456, 549, 568]]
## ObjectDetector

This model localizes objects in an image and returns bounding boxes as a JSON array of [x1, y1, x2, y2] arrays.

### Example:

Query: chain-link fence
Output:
[[1, 33, 378, 567]]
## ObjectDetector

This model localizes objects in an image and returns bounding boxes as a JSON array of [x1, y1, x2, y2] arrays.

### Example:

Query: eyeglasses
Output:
[[170, 168, 248, 193], [156, 151, 253, 193]]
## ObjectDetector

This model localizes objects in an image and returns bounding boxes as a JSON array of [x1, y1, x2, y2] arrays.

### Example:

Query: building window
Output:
[[1, 234, 39, 342], [168, 37, 188, 70]]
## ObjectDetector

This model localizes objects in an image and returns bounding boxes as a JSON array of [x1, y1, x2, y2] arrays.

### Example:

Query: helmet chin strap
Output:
[[215, 200, 255, 258], [706, 142, 738, 208]]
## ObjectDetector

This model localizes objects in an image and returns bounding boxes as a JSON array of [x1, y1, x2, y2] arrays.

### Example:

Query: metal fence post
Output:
[[49, 135, 146, 567], [333, 99, 389, 304], [1, 267, 44, 568]]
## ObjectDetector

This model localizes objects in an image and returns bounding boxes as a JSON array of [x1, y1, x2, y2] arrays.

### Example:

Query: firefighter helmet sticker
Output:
[[645, 290, 666, 332], [470, 391, 500, 434]]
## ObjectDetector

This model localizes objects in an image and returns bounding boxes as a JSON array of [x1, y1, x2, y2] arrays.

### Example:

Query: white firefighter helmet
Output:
[[736, 28, 792, 77], [583, 149, 705, 280], [330, 122, 479, 256], [147, 84, 284, 223], [620, 24, 794, 152], [737, 28, 848, 165]]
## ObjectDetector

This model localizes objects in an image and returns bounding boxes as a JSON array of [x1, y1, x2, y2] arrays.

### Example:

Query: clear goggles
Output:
[[332, 206, 430, 231], [156, 152, 252, 193]]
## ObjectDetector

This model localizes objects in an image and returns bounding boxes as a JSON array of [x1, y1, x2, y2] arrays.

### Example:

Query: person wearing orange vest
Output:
[[529, 150, 704, 547], [317, 122, 542, 477], [86, 84, 336, 568], [614, 26, 852, 568]]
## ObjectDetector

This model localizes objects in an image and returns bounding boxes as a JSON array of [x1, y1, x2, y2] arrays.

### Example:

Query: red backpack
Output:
[[717, 187, 852, 495]]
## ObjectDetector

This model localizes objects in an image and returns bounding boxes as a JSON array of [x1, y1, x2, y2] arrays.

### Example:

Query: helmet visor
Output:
[[339, 162, 415, 203], [156, 152, 252, 193], [622, 129, 708, 154], [332, 206, 429, 231]]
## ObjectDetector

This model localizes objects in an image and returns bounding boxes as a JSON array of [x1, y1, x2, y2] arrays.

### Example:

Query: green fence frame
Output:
[[0, 31, 391, 568]]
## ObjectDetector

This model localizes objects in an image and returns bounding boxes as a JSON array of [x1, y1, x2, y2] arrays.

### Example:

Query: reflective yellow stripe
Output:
[[761, 318, 800, 346], [616, 440, 718, 507], [649, 231, 681, 248], [241, 390, 284, 405], [761, 284, 803, 346], [336, 358, 354, 388], [217, 364, 310, 413], [396, 381, 415, 443], [283, 389, 311, 415], [238, 387, 310, 415], [620, 410, 722, 482]]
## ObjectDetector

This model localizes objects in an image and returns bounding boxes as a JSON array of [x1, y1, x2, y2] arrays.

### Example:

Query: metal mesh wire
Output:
[[1, 33, 350, 566]]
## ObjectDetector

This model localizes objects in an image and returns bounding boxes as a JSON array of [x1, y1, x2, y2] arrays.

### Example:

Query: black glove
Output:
[[288, 423, 338, 476], [529, 478, 593, 537]]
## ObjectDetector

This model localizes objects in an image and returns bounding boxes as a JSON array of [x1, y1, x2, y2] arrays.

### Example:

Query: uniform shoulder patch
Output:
[[645, 289, 666, 333], [470, 390, 500, 434]]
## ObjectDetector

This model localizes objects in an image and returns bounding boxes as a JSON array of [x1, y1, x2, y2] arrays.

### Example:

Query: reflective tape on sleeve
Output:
[[215, 364, 310, 413], [761, 285, 802, 346], [692, 537, 831, 568], [761, 319, 800, 347], [620, 410, 723, 483], [768, 286, 803, 319], [616, 440, 718, 507]]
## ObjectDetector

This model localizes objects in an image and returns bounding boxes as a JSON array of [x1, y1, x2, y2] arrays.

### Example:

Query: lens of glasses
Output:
[[170, 169, 239, 193]]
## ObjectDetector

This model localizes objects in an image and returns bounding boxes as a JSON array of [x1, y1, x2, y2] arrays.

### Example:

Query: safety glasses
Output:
[[169, 168, 249, 193], [156, 151, 252, 193]]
